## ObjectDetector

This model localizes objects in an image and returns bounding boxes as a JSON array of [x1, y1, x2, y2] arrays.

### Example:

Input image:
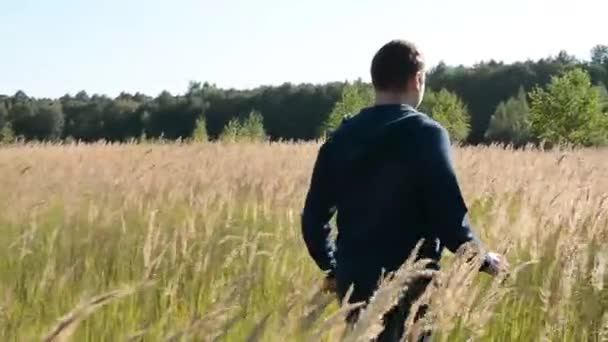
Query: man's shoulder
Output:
[[324, 110, 361, 139], [409, 110, 444, 130], [389, 109, 448, 139]]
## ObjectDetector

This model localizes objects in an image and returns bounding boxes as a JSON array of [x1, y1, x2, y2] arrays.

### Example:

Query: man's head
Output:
[[371, 40, 426, 108]]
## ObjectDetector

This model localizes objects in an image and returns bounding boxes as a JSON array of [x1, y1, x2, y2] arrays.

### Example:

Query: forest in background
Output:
[[1, 45, 607, 146]]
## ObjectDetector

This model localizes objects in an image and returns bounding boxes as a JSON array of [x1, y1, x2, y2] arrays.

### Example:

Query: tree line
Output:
[[1, 45, 607, 146]]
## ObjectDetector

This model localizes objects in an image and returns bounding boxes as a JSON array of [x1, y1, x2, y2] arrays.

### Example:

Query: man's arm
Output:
[[418, 123, 497, 272], [301, 142, 337, 275]]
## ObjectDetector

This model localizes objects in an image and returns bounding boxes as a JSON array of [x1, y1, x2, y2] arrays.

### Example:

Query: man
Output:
[[301, 40, 506, 341]]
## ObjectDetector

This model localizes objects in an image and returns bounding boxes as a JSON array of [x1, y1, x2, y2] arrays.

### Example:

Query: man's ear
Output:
[[407, 73, 422, 93], [415, 71, 425, 91]]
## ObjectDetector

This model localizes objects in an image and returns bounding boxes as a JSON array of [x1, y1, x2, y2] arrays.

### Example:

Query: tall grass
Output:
[[0, 141, 606, 341]]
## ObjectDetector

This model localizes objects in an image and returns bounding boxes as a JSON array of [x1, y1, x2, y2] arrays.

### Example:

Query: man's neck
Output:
[[374, 92, 416, 108]]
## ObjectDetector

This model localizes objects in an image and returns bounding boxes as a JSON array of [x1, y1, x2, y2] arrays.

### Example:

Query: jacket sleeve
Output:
[[417, 123, 487, 256], [301, 141, 337, 274]]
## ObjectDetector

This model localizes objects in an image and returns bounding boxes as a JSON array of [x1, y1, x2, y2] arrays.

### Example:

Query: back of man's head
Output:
[[371, 40, 426, 106]]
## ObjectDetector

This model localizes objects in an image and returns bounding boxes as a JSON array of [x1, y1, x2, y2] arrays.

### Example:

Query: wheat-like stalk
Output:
[[0, 142, 605, 340], [43, 281, 154, 342]]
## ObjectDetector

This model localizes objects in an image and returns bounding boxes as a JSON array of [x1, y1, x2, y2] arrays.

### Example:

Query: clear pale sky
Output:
[[1, 0, 605, 98]]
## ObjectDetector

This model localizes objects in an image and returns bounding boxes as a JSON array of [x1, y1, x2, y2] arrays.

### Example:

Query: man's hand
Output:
[[322, 273, 337, 294], [482, 252, 509, 276]]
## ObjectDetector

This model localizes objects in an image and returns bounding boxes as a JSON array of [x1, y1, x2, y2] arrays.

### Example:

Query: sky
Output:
[[1, 0, 606, 98]]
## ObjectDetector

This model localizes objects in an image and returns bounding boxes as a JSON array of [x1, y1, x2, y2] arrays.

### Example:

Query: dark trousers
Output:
[[342, 277, 432, 342]]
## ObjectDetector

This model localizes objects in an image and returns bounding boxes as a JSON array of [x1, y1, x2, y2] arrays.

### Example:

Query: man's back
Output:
[[302, 104, 482, 303], [301, 40, 504, 341]]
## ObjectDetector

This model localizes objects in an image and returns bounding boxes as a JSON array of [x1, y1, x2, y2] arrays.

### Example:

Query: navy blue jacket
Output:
[[301, 104, 488, 302]]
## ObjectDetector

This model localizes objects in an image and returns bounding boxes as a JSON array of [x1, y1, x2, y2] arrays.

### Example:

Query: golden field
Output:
[[0, 142, 606, 341]]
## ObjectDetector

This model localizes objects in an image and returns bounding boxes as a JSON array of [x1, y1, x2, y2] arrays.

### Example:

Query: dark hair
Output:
[[371, 40, 425, 92]]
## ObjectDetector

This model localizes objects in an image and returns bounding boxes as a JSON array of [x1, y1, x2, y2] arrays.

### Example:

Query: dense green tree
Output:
[[203, 82, 344, 141], [0, 100, 8, 129], [142, 90, 203, 139], [1, 44, 607, 145], [0, 123, 15, 144], [8, 92, 64, 140], [419, 89, 471, 142], [34, 101, 64, 140], [426, 54, 585, 143], [240, 110, 266, 141], [61, 93, 110, 141], [192, 116, 208, 142], [219, 110, 266, 143], [597, 84, 608, 112], [591, 45, 608, 65], [102, 93, 144, 141], [0, 101, 13, 143], [485, 87, 530, 145], [555, 50, 579, 66], [218, 117, 241, 143], [197, 83, 308, 140], [529, 69, 608, 146]]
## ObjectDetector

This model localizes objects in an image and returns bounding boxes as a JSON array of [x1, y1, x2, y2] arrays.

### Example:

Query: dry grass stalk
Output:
[[43, 281, 154, 342], [0, 142, 605, 340]]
